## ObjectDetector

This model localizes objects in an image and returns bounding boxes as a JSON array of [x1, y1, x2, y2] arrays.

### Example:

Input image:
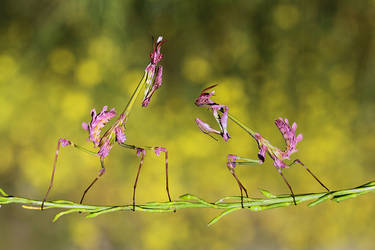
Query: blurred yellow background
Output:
[[1, 1, 375, 249]]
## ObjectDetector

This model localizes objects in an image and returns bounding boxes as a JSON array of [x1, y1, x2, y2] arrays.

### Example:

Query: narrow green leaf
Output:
[[208, 207, 242, 226], [22, 205, 43, 210], [249, 205, 262, 211], [332, 193, 365, 202], [308, 193, 333, 207], [53, 200, 76, 205], [248, 201, 293, 211], [358, 181, 375, 187], [179, 194, 216, 207], [53, 209, 81, 222], [214, 196, 239, 204], [214, 196, 257, 204], [86, 207, 124, 218], [259, 189, 276, 198], [0, 188, 8, 196], [261, 202, 292, 210], [179, 194, 194, 200]]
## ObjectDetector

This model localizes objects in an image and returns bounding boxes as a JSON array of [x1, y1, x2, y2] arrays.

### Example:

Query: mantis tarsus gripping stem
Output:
[[226, 155, 253, 208], [230, 170, 248, 208], [289, 159, 330, 192], [119, 144, 172, 211], [228, 157, 329, 207], [228, 156, 299, 206], [278, 170, 296, 205], [80, 160, 106, 204], [41, 139, 97, 210], [164, 150, 172, 204], [41, 139, 66, 210], [133, 148, 145, 211]]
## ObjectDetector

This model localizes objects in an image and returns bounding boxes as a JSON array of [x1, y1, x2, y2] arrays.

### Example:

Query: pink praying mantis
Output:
[[194, 85, 330, 207], [41, 36, 172, 211]]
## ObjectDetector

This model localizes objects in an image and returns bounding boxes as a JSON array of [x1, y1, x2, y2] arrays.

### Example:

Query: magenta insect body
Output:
[[42, 36, 171, 211], [195, 85, 330, 207]]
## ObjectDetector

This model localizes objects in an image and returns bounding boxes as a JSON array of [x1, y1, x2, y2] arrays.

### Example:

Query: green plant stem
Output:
[[1, 181, 374, 225]]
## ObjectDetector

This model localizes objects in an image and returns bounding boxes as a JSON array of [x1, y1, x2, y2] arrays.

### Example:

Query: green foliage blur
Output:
[[1, 0, 375, 249]]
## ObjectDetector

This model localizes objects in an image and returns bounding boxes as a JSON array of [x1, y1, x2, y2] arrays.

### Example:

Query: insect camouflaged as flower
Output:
[[42, 36, 172, 210], [194, 85, 330, 207]]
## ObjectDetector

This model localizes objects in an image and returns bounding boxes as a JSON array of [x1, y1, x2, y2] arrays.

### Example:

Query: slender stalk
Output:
[[2, 181, 375, 225]]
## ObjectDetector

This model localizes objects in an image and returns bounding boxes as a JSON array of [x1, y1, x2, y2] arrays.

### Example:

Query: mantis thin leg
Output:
[[230, 170, 248, 208], [119, 143, 172, 207], [80, 159, 106, 204], [163, 149, 172, 203], [133, 148, 145, 211], [41, 139, 97, 210], [290, 159, 330, 192], [278, 169, 296, 205], [227, 156, 259, 208]]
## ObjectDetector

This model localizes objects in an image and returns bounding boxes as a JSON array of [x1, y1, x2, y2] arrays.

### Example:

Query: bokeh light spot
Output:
[[0, 145, 13, 173], [329, 69, 353, 93], [61, 91, 91, 121], [182, 56, 211, 83], [273, 4, 300, 30], [121, 69, 143, 94], [20, 149, 50, 188], [0, 96, 14, 129], [216, 77, 245, 105], [71, 221, 100, 250], [49, 48, 75, 74], [89, 36, 117, 65], [0, 54, 18, 81], [76, 59, 102, 86]]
